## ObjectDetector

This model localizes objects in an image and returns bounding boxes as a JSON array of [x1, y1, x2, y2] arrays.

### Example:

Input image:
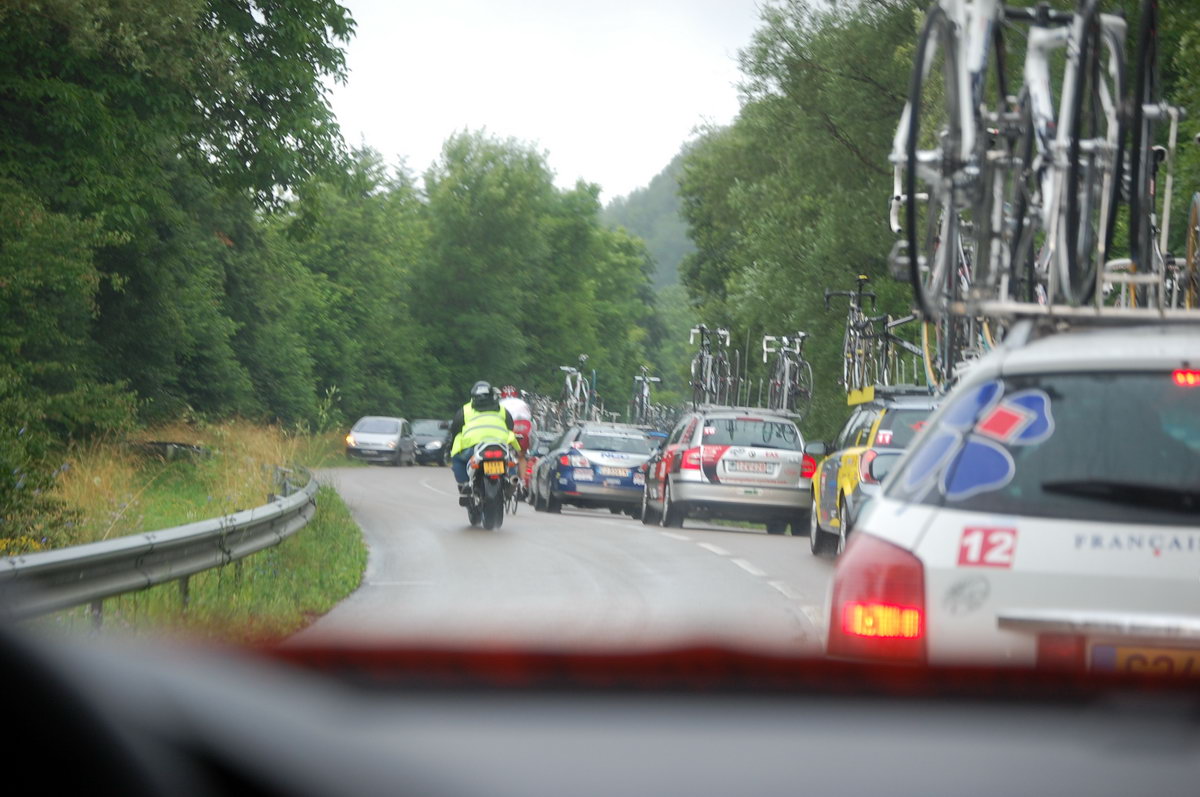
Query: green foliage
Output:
[[603, 149, 696, 287], [679, 0, 932, 439]]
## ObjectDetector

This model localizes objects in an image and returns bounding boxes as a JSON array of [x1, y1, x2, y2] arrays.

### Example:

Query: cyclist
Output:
[[448, 381, 522, 501], [498, 386, 534, 454]]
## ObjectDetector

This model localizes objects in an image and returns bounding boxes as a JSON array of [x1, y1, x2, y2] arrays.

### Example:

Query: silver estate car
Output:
[[640, 408, 814, 534]]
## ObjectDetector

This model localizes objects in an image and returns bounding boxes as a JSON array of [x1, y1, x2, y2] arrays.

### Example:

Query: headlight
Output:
[[345, 434, 355, 446], [426, 440, 443, 449], [386, 440, 397, 449]]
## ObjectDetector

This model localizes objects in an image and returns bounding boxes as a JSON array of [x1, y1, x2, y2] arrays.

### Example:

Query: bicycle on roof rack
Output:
[[761, 332, 813, 421], [689, 325, 734, 407], [557, 354, 591, 426], [825, 275, 878, 393], [628, 365, 662, 425]]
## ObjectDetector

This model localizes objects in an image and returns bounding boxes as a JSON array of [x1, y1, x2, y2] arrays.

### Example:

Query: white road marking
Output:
[[419, 479, 454, 497], [768, 580, 803, 601], [368, 580, 435, 587], [659, 531, 691, 541], [697, 542, 731, 557], [731, 558, 766, 577]]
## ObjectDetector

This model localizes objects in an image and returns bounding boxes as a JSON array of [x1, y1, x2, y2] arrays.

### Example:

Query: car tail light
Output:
[[1173, 369, 1200, 387], [1036, 634, 1085, 671], [827, 533, 926, 663], [681, 448, 701, 470], [859, 449, 879, 484], [559, 454, 589, 468], [801, 453, 817, 479]]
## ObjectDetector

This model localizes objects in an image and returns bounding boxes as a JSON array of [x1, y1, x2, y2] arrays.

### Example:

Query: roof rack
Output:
[[691, 404, 805, 420], [956, 300, 1200, 325]]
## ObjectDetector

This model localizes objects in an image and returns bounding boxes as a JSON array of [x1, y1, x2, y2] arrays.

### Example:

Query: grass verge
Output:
[[27, 421, 368, 643]]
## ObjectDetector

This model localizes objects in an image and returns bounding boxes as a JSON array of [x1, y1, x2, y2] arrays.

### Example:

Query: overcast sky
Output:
[[326, 0, 766, 202]]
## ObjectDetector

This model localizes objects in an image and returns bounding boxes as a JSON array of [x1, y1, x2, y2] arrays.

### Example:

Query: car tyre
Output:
[[809, 496, 835, 557], [640, 486, 659, 525], [661, 481, 685, 528], [546, 489, 562, 514], [790, 511, 810, 538], [765, 520, 787, 535], [836, 498, 850, 556]]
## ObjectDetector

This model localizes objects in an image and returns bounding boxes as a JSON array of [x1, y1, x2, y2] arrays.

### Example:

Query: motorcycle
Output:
[[463, 441, 518, 529]]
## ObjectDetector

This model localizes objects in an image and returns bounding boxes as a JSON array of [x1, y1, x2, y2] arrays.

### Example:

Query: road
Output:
[[293, 466, 834, 653]]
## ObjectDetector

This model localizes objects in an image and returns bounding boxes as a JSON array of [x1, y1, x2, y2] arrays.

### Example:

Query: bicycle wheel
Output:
[[1126, 0, 1159, 293], [904, 2, 962, 321], [1005, 92, 1046, 303], [1060, 0, 1125, 305], [690, 356, 704, 407], [792, 360, 813, 421], [1186, 193, 1200, 309]]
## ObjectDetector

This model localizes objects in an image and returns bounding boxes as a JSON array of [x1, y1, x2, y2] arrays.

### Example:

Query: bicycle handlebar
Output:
[[824, 289, 877, 310]]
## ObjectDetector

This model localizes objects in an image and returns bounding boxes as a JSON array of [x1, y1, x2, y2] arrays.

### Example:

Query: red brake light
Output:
[[559, 454, 570, 466], [801, 453, 817, 479], [681, 448, 701, 469], [483, 449, 505, 459], [1173, 369, 1200, 387], [827, 533, 926, 663], [859, 449, 879, 484]]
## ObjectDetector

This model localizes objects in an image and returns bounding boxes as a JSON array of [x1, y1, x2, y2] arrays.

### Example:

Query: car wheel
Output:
[[836, 499, 850, 556], [640, 486, 659, 525], [661, 481, 684, 528], [609, 507, 622, 515], [392, 451, 404, 467], [810, 496, 835, 557], [790, 510, 811, 538], [765, 520, 787, 535], [546, 483, 562, 514]]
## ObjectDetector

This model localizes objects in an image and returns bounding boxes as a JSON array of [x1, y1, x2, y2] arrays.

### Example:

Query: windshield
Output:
[[412, 420, 446, 435], [702, 419, 802, 450], [10, 0, 1200, 723], [887, 373, 1200, 526], [579, 434, 651, 454], [353, 419, 399, 434]]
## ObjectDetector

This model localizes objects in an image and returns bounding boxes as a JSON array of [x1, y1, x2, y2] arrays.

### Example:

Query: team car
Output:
[[827, 323, 1200, 673], [531, 423, 653, 515], [640, 408, 813, 534], [808, 387, 938, 556]]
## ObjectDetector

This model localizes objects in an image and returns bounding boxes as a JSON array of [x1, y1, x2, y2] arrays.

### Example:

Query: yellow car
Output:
[[806, 387, 937, 556]]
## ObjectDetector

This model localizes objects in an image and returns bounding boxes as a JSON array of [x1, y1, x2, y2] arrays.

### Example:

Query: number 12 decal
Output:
[[958, 527, 1017, 568]]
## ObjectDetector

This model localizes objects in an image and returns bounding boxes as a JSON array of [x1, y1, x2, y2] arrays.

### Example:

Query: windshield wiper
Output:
[[1040, 479, 1200, 514]]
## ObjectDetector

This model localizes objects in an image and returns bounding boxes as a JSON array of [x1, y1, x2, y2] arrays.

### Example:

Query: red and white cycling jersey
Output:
[[500, 397, 533, 452]]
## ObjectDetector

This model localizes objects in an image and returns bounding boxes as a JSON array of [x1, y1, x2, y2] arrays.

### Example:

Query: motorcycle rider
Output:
[[448, 381, 522, 502]]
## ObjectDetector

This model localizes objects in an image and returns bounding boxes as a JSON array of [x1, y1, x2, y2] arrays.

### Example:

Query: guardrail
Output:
[[0, 469, 319, 623]]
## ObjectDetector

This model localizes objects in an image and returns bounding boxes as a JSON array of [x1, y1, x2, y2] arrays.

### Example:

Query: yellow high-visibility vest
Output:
[[451, 404, 520, 455]]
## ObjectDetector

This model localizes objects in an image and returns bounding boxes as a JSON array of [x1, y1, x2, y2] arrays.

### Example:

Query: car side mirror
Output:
[[868, 451, 901, 483], [804, 441, 828, 458]]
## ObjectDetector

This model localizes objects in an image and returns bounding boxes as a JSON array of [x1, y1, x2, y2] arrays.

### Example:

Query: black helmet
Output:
[[470, 381, 495, 409]]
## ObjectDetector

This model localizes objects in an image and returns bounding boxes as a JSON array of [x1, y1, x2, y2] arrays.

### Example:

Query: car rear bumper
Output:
[[672, 480, 809, 517], [558, 481, 643, 506], [346, 446, 397, 462]]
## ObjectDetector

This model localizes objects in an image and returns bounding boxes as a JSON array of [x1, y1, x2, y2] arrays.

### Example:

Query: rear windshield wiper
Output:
[[1040, 479, 1200, 514]]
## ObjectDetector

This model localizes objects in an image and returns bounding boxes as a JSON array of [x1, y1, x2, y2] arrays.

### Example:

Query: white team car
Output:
[[827, 323, 1200, 673]]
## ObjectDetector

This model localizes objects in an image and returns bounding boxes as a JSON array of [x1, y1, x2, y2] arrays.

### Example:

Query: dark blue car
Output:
[[531, 423, 653, 516]]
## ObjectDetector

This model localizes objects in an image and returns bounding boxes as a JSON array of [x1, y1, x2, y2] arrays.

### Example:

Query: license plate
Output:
[[599, 466, 628, 477], [573, 468, 594, 482], [727, 460, 770, 474], [482, 460, 505, 475], [1091, 644, 1200, 677]]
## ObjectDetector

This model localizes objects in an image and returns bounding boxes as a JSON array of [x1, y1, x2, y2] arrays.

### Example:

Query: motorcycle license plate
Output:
[[483, 461, 506, 475]]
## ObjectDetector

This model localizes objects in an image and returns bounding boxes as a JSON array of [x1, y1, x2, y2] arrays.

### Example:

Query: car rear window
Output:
[[702, 418, 801, 450], [874, 408, 932, 448], [580, 434, 651, 454], [886, 372, 1200, 526], [354, 419, 399, 434]]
